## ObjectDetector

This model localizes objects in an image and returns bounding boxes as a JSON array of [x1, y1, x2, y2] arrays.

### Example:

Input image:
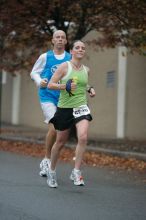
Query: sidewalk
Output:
[[0, 123, 146, 162]]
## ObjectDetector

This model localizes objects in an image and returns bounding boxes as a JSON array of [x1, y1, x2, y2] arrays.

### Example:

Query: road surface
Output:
[[0, 151, 146, 220]]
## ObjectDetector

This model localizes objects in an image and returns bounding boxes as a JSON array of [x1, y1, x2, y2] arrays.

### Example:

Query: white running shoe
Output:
[[47, 169, 58, 188], [70, 169, 85, 186], [39, 158, 50, 177]]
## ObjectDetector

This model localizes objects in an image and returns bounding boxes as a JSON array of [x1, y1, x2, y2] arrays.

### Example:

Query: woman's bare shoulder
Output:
[[84, 65, 90, 72]]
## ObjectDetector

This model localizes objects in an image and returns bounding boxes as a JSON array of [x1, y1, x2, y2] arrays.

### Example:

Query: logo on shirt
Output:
[[51, 64, 60, 74]]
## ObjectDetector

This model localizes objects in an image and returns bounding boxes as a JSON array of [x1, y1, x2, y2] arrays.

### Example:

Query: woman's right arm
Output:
[[48, 62, 68, 90]]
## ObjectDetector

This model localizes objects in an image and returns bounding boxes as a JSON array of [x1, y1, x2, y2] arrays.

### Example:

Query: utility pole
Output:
[[0, 72, 2, 133], [0, 34, 4, 134]]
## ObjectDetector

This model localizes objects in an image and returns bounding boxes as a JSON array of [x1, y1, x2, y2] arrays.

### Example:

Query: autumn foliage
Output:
[[0, 140, 146, 172]]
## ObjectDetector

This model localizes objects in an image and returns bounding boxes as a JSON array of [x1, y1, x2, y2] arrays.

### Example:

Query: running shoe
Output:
[[39, 158, 50, 177], [70, 169, 85, 186], [47, 169, 58, 188]]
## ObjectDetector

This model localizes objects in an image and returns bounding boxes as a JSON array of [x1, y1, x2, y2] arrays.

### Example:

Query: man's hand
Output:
[[40, 78, 48, 88]]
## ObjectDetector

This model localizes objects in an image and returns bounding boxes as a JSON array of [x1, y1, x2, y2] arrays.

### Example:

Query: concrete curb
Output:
[[1, 135, 146, 162]]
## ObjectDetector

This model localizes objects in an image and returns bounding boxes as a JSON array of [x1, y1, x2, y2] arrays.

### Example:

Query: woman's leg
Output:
[[50, 129, 70, 170], [75, 119, 89, 170]]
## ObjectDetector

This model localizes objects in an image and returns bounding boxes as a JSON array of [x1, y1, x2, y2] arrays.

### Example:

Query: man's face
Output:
[[52, 31, 67, 49]]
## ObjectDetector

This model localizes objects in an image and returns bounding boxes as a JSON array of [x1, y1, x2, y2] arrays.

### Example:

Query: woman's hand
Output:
[[89, 87, 96, 97], [65, 79, 77, 96], [71, 81, 77, 91]]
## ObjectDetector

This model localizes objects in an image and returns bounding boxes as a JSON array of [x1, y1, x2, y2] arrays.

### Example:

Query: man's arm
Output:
[[30, 53, 47, 87]]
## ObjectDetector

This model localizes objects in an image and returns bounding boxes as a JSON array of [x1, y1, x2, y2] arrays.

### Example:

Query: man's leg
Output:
[[39, 102, 57, 177], [45, 123, 56, 158], [39, 123, 56, 177]]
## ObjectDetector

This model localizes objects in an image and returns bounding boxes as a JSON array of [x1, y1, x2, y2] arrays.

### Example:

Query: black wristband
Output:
[[87, 86, 94, 93]]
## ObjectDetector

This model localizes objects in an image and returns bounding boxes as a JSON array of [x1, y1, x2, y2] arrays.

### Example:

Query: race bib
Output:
[[73, 105, 90, 118]]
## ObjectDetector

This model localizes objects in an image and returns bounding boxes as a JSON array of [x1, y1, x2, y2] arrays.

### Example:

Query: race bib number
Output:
[[73, 105, 90, 118]]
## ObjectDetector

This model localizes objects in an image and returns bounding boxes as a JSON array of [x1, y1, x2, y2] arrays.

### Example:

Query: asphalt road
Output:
[[0, 151, 146, 220]]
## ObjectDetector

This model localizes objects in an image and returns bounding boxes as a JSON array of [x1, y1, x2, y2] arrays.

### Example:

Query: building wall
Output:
[[18, 31, 120, 139], [19, 73, 47, 129], [1, 73, 13, 123], [126, 53, 146, 139], [1, 31, 146, 140], [83, 31, 118, 139]]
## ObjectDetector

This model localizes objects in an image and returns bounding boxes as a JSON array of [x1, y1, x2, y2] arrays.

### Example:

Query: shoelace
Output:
[[50, 172, 56, 179]]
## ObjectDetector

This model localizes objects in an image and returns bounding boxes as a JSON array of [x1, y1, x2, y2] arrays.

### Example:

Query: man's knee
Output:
[[47, 126, 56, 137]]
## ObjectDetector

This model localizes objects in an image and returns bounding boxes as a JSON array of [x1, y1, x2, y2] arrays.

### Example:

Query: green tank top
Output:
[[58, 61, 88, 108]]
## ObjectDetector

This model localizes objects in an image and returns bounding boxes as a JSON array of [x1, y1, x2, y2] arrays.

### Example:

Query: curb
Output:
[[1, 135, 146, 162]]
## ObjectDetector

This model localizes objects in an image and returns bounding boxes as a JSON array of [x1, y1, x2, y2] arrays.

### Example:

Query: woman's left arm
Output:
[[85, 66, 96, 97]]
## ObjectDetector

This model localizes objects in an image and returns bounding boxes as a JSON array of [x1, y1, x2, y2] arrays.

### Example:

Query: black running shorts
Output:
[[51, 107, 92, 131]]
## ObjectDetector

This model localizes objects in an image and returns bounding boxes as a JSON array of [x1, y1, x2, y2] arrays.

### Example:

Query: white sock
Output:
[[49, 165, 56, 173], [45, 157, 50, 160], [46, 158, 51, 162], [74, 168, 80, 173]]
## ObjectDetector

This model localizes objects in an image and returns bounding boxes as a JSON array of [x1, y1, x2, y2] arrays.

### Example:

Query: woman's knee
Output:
[[78, 133, 87, 145], [52, 142, 63, 153], [55, 138, 66, 150]]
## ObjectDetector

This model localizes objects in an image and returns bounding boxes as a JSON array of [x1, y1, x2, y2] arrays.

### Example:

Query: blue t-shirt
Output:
[[39, 50, 71, 105]]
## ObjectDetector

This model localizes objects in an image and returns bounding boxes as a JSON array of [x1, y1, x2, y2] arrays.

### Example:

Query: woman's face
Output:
[[71, 41, 86, 59]]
